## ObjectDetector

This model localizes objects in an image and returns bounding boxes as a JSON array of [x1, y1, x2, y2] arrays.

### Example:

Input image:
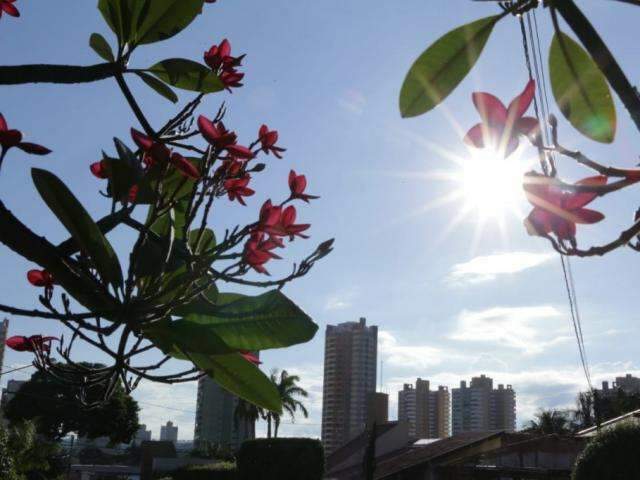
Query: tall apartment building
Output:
[[133, 424, 152, 444], [160, 421, 178, 444], [366, 392, 389, 428], [452, 375, 515, 434], [194, 376, 254, 450], [398, 378, 450, 439], [0, 319, 9, 379], [599, 374, 640, 397], [321, 317, 377, 455]]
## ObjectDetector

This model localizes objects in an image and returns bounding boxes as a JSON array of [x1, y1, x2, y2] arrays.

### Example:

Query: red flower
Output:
[[90, 160, 109, 179], [224, 174, 254, 206], [131, 128, 170, 167], [0, 0, 19, 20], [257, 200, 283, 234], [197, 116, 238, 149], [170, 152, 200, 179], [464, 80, 539, 158], [217, 158, 244, 178], [0, 113, 51, 156], [239, 350, 262, 365], [220, 68, 244, 91], [6, 335, 58, 353], [523, 171, 606, 240], [225, 143, 254, 160], [288, 170, 319, 203], [243, 231, 281, 274], [128, 184, 139, 203], [278, 205, 310, 240], [27, 269, 54, 288], [204, 39, 245, 92], [258, 125, 286, 158]]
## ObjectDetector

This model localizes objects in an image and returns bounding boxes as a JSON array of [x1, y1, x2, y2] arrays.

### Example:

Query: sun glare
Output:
[[460, 148, 528, 220]]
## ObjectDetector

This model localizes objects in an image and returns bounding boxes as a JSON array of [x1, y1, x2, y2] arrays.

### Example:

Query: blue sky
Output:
[[1, 1, 640, 440]]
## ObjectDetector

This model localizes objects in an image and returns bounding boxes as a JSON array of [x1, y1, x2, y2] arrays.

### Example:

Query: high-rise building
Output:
[[599, 374, 640, 398], [160, 421, 178, 444], [321, 317, 377, 455], [0, 319, 9, 379], [133, 424, 152, 444], [1, 379, 25, 411], [194, 376, 255, 450], [398, 379, 450, 439], [451, 375, 515, 434], [366, 392, 389, 428]]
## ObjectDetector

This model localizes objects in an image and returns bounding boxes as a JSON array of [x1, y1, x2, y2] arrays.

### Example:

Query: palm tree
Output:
[[267, 369, 309, 438], [234, 398, 264, 440], [524, 409, 571, 435]]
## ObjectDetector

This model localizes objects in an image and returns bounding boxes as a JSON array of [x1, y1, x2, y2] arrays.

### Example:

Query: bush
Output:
[[156, 463, 237, 480], [572, 423, 640, 479], [237, 438, 324, 480]]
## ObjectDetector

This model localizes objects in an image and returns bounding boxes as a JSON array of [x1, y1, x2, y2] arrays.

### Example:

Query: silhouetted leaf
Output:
[[89, 33, 115, 62], [135, 71, 178, 103], [400, 15, 500, 118], [147, 59, 223, 93], [549, 31, 616, 143]]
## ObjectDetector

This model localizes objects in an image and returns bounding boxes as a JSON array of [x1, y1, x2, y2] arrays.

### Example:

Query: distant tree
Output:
[[1, 420, 63, 480], [267, 369, 309, 438], [524, 409, 572, 435], [4, 363, 139, 444], [234, 400, 263, 441], [572, 389, 640, 431]]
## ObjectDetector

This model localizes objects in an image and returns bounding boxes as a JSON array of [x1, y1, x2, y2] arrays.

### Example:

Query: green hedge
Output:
[[572, 423, 640, 480], [156, 463, 237, 480], [237, 438, 324, 480]]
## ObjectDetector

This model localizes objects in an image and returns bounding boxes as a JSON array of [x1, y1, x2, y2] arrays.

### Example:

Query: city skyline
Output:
[[1, 0, 639, 442]]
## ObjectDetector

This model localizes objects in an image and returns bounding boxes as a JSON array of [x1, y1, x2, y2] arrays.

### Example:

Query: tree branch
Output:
[[0, 63, 119, 85]]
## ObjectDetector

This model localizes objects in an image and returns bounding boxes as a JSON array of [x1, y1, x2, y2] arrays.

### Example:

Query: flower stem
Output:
[[114, 72, 156, 138]]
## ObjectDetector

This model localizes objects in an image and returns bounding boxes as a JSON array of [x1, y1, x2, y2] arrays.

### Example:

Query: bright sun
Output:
[[459, 148, 528, 220]]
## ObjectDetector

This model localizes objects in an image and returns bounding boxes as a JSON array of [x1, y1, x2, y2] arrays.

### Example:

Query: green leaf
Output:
[[32, 169, 123, 287], [135, 71, 178, 103], [189, 352, 282, 413], [549, 31, 616, 143], [172, 282, 218, 317], [188, 228, 216, 255], [89, 33, 115, 62], [149, 290, 318, 353], [399, 15, 500, 118], [134, 0, 204, 45], [147, 59, 223, 94]]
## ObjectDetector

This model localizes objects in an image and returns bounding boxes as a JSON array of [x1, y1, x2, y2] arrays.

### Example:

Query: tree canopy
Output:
[[4, 363, 139, 444]]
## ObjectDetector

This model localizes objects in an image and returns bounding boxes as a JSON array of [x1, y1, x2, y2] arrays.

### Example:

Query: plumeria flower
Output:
[[204, 39, 245, 92], [224, 174, 255, 205], [0, 113, 51, 160], [225, 143, 254, 160], [216, 158, 245, 178], [0, 0, 19, 20], [256, 199, 283, 235], [272, 205, 310, 241], [243, 231, 281, 275], [464, 80, 540, 158], [258, 125, 286, 158], [197, 116, 238, 150], [523, 171, 606, 240], [239, 351, 262, 365], [131, 128, 170, 167], [27, 269, 54, 288], [170, 152, 200, 179], [289, 170, 319, 203], [90, 160, 109, 179], [6, 335, 58, 353]]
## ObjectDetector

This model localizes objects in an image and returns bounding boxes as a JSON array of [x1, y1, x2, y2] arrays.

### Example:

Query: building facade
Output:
[[452, 375, 515, 434], [194, 376, 254, 450], [0, 319, 8, 380], [321, 317, 378, 455], [367, 392, 389, 428], [599, 374, 640, 397], [134, 424, 152, 444], [1, 379, 25, 411], [160, 421, 178, 444], [398, 378, 450, 439]]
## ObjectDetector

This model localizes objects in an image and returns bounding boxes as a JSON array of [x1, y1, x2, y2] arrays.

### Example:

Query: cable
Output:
[[518, 9, 594, 392], [0, 364, 34, 376]]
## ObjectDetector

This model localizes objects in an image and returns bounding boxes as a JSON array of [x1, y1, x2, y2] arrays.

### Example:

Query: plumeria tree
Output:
[[399, 0, 640, 257], [0, 0, 332, 414]]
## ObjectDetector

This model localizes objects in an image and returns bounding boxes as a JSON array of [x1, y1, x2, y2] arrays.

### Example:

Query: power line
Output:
[[0, 364, 34, 377]]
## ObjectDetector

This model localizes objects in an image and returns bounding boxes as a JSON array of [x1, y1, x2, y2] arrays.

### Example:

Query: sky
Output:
[[1, 1, 640, 441]]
